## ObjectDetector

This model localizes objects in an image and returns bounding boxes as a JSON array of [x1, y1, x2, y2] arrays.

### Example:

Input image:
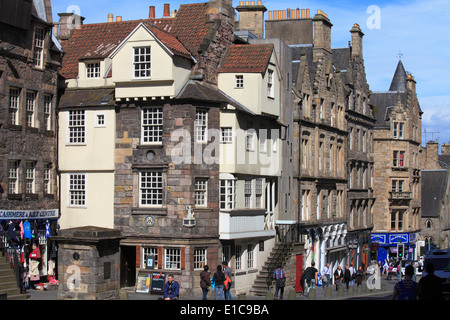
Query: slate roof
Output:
[[58, 88, 115, 108], [176, 80, 255, 115], [219, 44, 274, 74], [370, 91, 407, 128], [422, 170, 449, 218], [389, 60, 407, 92]]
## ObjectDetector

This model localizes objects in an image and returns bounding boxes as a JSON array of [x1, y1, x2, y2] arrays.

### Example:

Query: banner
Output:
[[0, 209, 59, 220]]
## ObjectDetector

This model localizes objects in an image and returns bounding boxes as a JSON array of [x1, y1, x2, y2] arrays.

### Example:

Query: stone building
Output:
[[0, 0, 61, 276], [370, 60, 423, 262], [420, 141, 450, 252]]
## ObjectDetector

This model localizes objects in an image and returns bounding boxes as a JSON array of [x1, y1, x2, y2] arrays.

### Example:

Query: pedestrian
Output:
[[391, 265, 421, 300], [273, 264, 286, 300], [303, 261, 318, 295], [334, 265, 344, 291], [213, 265, 226, 300], [387, 262, 393, 280], [382, 259, 389, 276], [349, 263, 356, 287], [222, 261, 233, 300], [343, 266, 351, 290], [321, 263, 332, 289], [355, 265, 363, 286], [162, 274, 180, 300], [200, 265, 211, 300], [418, 263, 444, 300]]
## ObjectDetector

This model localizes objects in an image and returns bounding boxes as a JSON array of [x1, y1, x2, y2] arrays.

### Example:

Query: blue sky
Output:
[[52, 0, 450, 149]]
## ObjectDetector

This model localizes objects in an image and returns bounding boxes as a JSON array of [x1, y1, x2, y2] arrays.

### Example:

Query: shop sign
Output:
[[0, 209, 58, 220], [389, 234, 408, 244]]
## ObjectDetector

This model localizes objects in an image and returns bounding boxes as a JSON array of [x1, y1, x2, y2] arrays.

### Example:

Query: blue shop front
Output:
[[371, 232, 418, 263]]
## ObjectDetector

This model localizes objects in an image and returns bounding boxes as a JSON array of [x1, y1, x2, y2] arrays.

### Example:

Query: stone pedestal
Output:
[[54, 226, 122, 300]]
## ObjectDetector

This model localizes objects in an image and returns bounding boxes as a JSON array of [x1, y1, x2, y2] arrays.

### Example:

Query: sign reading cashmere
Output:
[[0, 209, 59, 220]]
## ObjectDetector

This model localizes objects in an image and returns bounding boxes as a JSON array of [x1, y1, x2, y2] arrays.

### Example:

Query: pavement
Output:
[[24, 275, 408, 301]]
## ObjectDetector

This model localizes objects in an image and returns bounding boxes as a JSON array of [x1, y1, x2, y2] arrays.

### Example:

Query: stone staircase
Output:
[[250, 242, 294, 296], [0, 255, 27, 300]]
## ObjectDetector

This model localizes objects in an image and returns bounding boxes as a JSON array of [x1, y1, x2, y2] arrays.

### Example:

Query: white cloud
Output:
[[419, 95, 450, 145]]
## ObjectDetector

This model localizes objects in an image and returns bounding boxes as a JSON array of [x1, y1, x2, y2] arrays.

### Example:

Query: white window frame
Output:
[[165, 248, 181, 270], [9, 88, 20, 125], [235, 75, 244, 88], [26, 91, 36, 128], [244, 179, 253, 208], [139, 171, 163, 207], [195, 109, 208, 143], [25, 161, 36, 194], [194, 178, 208, 207], [141, 107, 163, 144], [221, 127, 232, 143], [393, 150, 405, 167], [133, 46, 151, 79], [44, 94, 52, 131], [44, 163, 52, 194], [67, 110, 86, 144], [68, 173, 86, 207], [194, 248, 207, 270], [235, 245, 242, 270], [393, 122, 404, 139], [86, 62, 101, 79], [247, 244, 255, 269], [246, 121, 255, 151], [143, 247, 158, 269], [95, 113, 106, 127], [33, 28, 45, 68], [267, 69, 274, 98], [220, 179, 236, 210], [8, 160, 20, 195], [255, 178, 263, 208]]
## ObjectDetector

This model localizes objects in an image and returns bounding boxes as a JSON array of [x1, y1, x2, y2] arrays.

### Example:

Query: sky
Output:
[[51, 0, 450, 150]]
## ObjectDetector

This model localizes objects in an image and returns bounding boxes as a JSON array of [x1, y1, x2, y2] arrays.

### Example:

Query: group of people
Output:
[[160, 259, 445, 301], [161, 262, 233, 300]]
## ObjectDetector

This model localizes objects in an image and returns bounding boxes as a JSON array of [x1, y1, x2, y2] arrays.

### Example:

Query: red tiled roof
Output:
[[59, 18, 193, 79], [219, 44, 274, 74], [169, 3, 211, 60]]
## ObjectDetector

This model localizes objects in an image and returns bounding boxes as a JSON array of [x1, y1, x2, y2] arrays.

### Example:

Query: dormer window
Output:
[[267, 69, 274, 98], [86, 62, 101, 78], [133, 46, 151, 78]]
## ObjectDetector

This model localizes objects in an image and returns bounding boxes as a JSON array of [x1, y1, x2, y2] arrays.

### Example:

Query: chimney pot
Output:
[[251, 1, 255, 5], [116, 16, 122, 22], [282, 10, 286, 19], [239, 1, 244, 5], [306, 9, 310, 18], [268, 11, 272, 20], [108, 13, 113, 22], [149, 6, 155, 18], [257, 1, 262, 5], [301, 9, 305, 18], [163, 3, 170, 17]]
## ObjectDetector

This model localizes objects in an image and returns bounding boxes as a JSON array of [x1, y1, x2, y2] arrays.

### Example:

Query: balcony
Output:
[[219, 209, 276, 240]]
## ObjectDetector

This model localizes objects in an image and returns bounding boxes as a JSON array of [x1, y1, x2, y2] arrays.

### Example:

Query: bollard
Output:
[[325, 286, 332, 299], [307, 288, 316, 300], [381, 283, 387, 291]]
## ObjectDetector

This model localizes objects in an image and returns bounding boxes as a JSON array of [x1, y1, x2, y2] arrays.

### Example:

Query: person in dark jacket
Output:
[[343, 266, 351, 290], [163, 274, 180, 300], [213, 265, 225, 300], [419, 263, 444, 300], [200, 265, 211, 300]]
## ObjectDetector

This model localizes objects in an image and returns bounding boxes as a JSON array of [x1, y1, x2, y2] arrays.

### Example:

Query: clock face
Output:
[[144, 215, 156, 227]]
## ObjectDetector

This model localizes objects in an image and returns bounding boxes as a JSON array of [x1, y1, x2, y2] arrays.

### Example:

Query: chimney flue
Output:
[[149, 6, 155, 18], [163, 3, 170, 17]]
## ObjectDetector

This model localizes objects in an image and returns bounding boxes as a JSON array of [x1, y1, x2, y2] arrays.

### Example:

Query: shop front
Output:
[[371, 232, 418, 263], [0, 209, 59, 293]]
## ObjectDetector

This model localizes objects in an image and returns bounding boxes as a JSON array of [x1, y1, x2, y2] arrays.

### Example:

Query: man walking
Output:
[[273, 264, 286, 300], [321, 263, 332, 289]]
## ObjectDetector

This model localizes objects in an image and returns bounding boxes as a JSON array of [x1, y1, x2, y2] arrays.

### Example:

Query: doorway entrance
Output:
[[120, 245, 136, 288]]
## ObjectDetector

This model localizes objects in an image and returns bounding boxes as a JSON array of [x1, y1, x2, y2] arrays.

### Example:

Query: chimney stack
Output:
[[116, 16, 122, 22], [149, 6, 155, 18], [57, 12, 85, 41], [350, 23, 364, 59], [313, 10, 332, 58], [163, 3, 170, 17], [108, 13, 113, 22]]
